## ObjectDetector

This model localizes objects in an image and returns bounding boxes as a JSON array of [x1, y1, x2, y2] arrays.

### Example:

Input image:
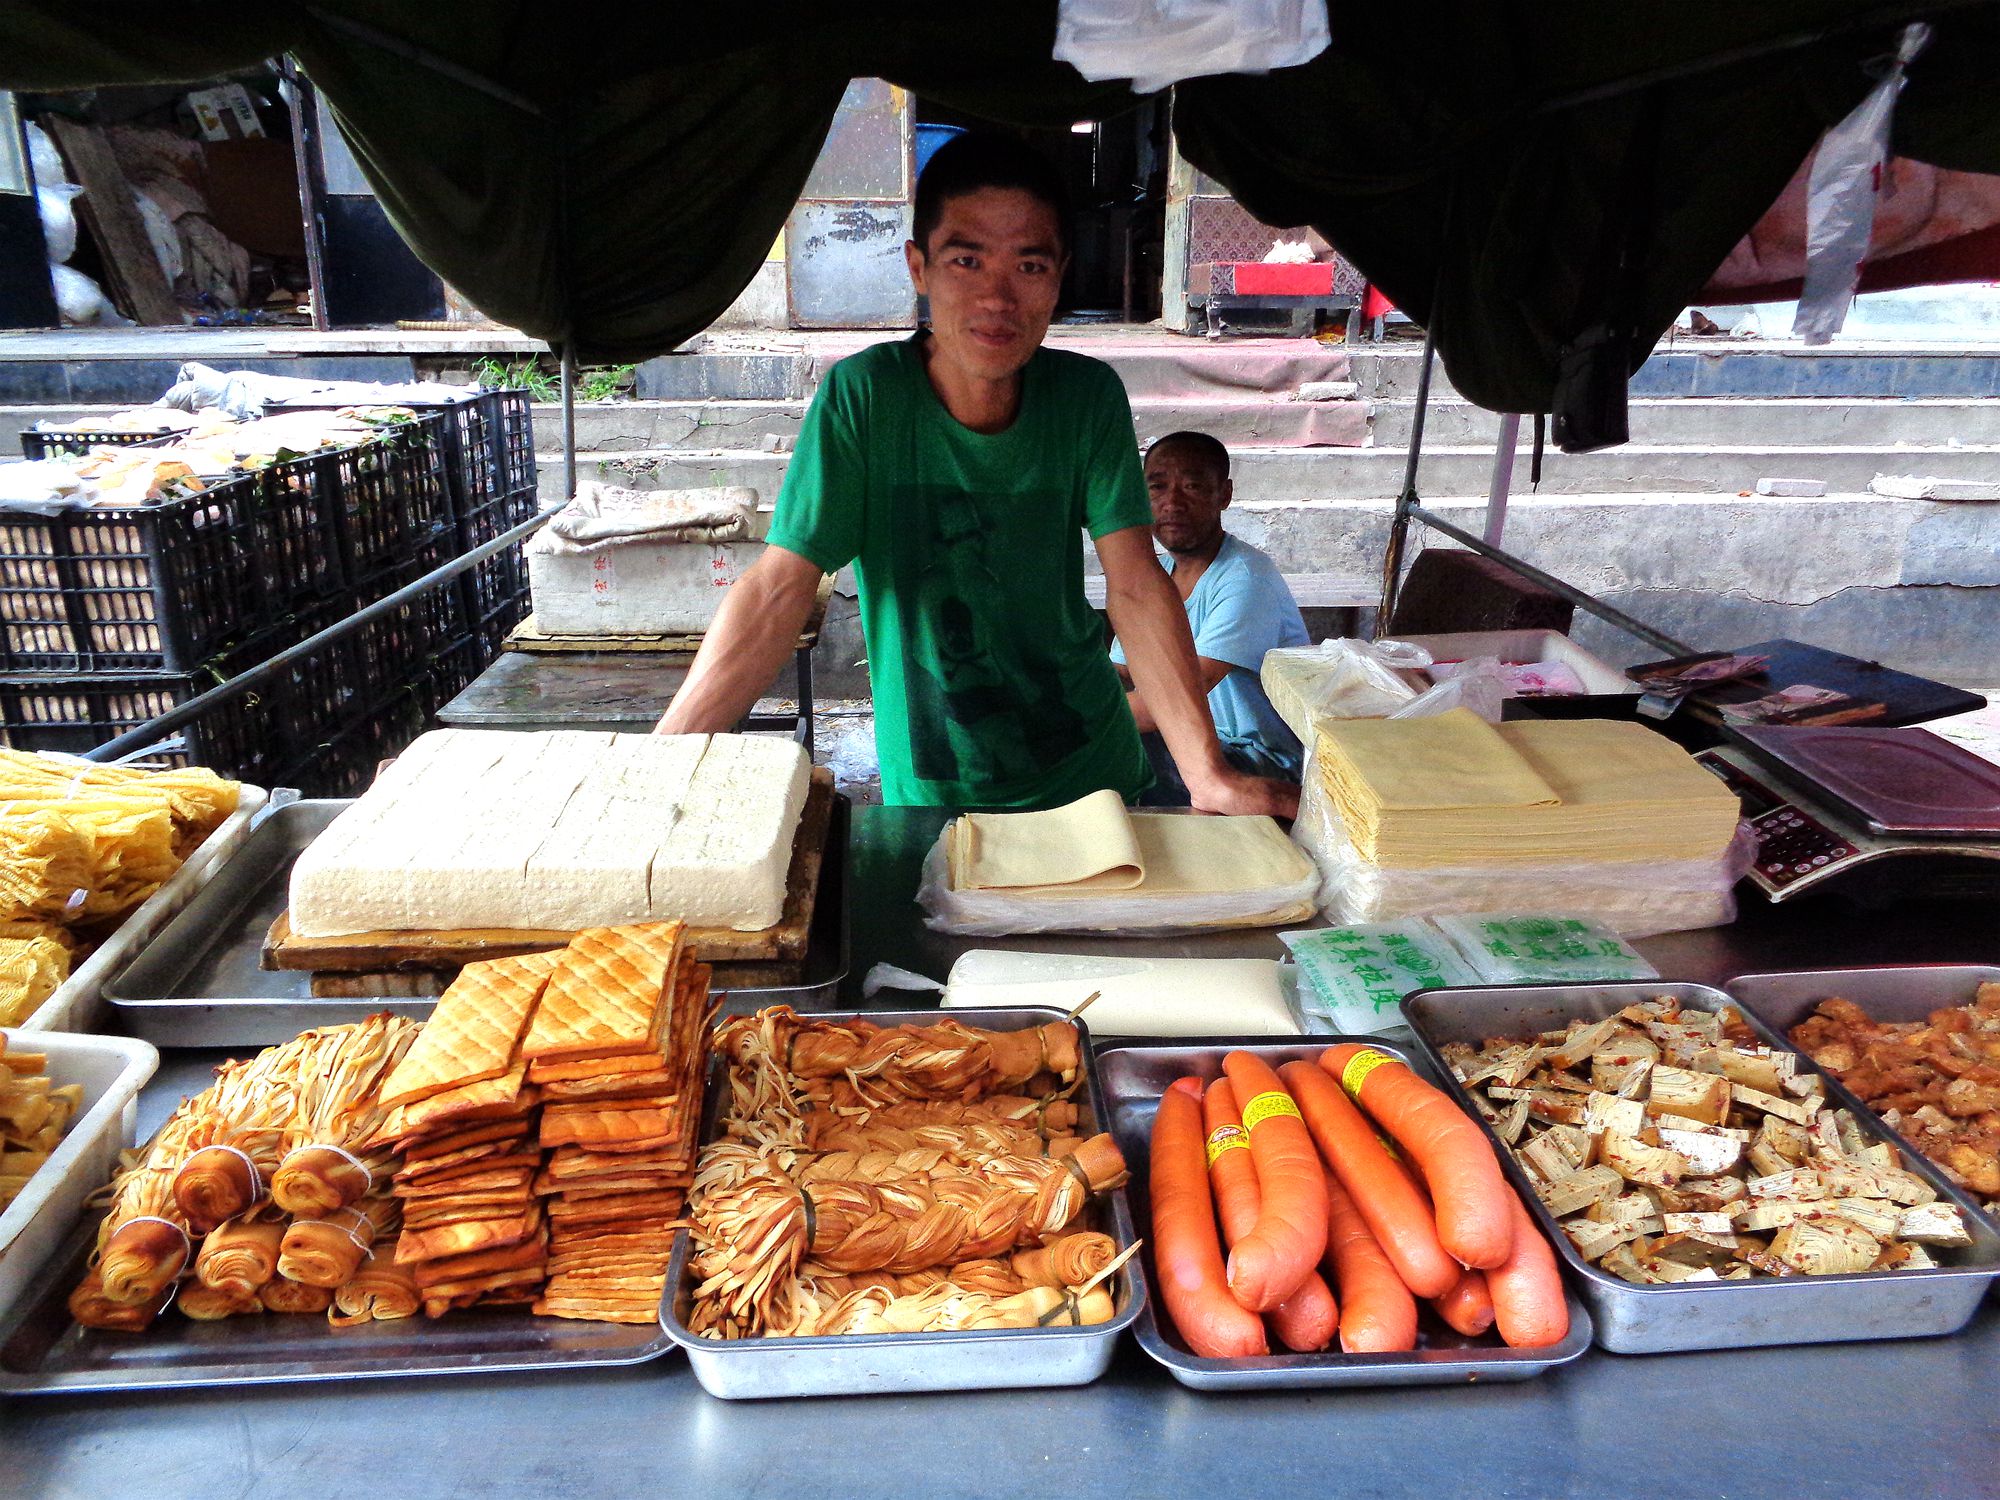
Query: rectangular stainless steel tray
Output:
[[661, 1005, 1144, 1399], [1099, 1038, 1592, 1390], [0, 1219, 673, 1394], [1728, 965, 2000, 1036], [103, 798, 852, 1047], [1401, 981, 2000, 1354]]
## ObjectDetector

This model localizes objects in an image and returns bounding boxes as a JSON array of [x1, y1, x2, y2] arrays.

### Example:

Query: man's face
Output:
[[906, 187, 1065, 385], [1145, 443, 1231, 557]]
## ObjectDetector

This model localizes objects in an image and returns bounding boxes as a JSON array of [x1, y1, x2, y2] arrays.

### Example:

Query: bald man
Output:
[[1112, 432, 1309, 795]]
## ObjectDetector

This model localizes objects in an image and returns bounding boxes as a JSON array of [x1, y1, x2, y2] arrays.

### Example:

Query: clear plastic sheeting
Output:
[[1260, 638, 1429, 741], [1292, 756, 1755, 938], [916, 839, 1320, 937], [157, 362, 477, 423], [1794, 22, 1932, 345], [1053, 0, 1331, 94]]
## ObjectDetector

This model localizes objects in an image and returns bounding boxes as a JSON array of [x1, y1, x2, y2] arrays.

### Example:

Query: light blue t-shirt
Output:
[[1112, 534, 1310, 776]]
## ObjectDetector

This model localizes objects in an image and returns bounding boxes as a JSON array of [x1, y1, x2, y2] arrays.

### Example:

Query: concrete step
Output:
[[539, 442, 2000, 505], [1371, 396, 2000, 448], [647, 340, 2000, 402], [1221, 489, 2000, 684], [530, 398, 1371, 452]]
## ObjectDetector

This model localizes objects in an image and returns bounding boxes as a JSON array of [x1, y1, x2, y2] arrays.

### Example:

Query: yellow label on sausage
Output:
[[1240, 1090, 1302, 1132], [1204, 1124, 1250, 1167], [1341, 1048, 1398, 1098]]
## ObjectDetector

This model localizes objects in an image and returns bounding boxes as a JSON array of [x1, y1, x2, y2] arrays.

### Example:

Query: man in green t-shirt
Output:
[[658, 133, 1296, 818]]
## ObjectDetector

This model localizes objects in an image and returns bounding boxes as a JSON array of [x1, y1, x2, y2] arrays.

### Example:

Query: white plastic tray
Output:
[[18, 784, 268, 1034], [0, 1028, 158, 1329]]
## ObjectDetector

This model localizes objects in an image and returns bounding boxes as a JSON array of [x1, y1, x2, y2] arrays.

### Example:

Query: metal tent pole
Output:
[[560, 344, 578, 503], [1376, 318, 1439, 633], [1483, 412, 1521, 546]]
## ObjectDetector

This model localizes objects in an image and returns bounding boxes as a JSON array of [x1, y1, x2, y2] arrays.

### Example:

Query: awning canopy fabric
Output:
[[7, 2, 1999, 420]]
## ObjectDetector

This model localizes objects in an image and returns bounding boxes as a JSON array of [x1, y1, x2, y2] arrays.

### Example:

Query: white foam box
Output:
[[1394, 629, 1634, 696], [527, 512, 772, 636], [0, 1028, 158, 1326]]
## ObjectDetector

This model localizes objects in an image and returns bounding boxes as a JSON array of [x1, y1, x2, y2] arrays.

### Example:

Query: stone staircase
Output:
[[4, 334, 1997, 689]]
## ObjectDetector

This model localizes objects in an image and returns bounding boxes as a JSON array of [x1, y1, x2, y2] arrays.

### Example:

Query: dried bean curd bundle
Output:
[[259, 1275, 334, 1315], [77, 1107, 203, 1316], [271, 1014, 421, 1216], [68, 1269, 176, 1332], [801, 1095, 1083, 1139], [1010, 1230, 1119, 1288], [279, 1194, 400, 1288], [171, 1050, 309, 1232], [178, 1284, 264, 1321], [800, 1282, 1114, 1337], [330, 1246, 422, 1326], [688, 1136, 1128, 1333], [193, 1208, 287, 1298], [717, 1007, 1080, 1107], [793, 1114, 1082, 1159]]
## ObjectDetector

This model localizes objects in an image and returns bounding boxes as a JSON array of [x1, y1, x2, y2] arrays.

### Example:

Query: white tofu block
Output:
[[288, 729, 811, 935]]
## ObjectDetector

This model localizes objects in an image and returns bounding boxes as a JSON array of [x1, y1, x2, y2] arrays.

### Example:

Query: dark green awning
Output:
[[7, 2, 1998, 420]]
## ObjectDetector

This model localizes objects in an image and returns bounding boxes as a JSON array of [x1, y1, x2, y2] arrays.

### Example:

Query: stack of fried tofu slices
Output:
[[525, 923, 710, 1324], [367, 919, 711, 1323]]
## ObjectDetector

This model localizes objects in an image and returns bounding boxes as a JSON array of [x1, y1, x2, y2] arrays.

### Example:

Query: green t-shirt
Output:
[[766, 335, 1153, 809]]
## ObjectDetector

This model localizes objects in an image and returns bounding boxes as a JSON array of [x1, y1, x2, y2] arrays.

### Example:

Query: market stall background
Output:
[[6, 2, 2000, 426]]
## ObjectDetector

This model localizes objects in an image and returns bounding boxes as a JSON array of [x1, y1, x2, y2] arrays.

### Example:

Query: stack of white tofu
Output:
[[288, 730, 813, 936]]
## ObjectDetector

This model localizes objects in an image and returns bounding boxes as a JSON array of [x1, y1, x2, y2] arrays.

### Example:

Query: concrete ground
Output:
[[1927, 693, 2000, 768]]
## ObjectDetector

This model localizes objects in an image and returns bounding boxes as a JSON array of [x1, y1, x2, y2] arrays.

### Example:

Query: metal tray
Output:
[[21, 785, 268, 1035], [0, 1217, 672, 1394], [1401, 981, 2000, 1354], [661, 1005, 1145, 1399], [103, 797, 851, 1047], [1098, 1038, 1592, 1390], [1728, 965, 2000, 1036]]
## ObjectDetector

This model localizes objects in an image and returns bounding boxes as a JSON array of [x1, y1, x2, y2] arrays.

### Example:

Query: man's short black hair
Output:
[[1145, 431, 1231, 483], [912, 131, 1072, 258]]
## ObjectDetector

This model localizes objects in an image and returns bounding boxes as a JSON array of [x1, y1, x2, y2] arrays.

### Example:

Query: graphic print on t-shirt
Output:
[[892, 482, 1089, 787]]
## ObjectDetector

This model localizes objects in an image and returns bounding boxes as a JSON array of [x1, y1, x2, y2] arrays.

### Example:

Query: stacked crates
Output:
[[3, 392, 537, 793]]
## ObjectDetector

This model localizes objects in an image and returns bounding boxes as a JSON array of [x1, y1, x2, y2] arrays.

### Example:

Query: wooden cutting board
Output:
[[266, 767, 833, 973]]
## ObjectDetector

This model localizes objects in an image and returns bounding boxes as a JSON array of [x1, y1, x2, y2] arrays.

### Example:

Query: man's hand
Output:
[[1187, 766, 1301, 821]]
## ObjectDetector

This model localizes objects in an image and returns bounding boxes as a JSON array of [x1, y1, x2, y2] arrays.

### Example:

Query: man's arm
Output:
[[1126, 658, 1230, 732], [1096, 526, 1298, 818], [655, 545, 823, 733]]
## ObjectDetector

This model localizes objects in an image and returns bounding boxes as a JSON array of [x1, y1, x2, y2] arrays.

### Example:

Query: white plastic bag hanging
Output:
[[1053, 0, 1332, 94], [1793, 22, 1931, 345]]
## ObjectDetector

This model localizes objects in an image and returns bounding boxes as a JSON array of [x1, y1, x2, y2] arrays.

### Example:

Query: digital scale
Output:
[[1696, 724, 2000, 906]]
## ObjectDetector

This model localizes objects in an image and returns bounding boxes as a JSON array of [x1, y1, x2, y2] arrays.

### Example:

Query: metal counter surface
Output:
[[4, 804, 1999, 1499]]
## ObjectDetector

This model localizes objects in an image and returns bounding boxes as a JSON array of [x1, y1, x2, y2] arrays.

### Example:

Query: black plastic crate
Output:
[[0, 632, 288, 778], [459, 478, 539, 552], [266, 414, 453, 588], [249, 456, 348, 606], [272, 688, 428, 798], [270, 390, 535, 552], [17, 429, 172, 461], [416, 634, 488, 718], [0, 473, 272, 674], [466, 544, 531, 654]]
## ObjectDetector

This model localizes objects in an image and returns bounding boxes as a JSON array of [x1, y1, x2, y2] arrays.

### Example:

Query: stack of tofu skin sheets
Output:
[[1303, 708, 1747, 935]]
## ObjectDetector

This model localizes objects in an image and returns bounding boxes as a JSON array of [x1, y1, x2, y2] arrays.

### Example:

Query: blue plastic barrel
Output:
[[914, 123, 968, 178]]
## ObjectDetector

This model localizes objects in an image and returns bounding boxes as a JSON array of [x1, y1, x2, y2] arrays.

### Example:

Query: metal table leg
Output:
[[795, 644, 815, 760]]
